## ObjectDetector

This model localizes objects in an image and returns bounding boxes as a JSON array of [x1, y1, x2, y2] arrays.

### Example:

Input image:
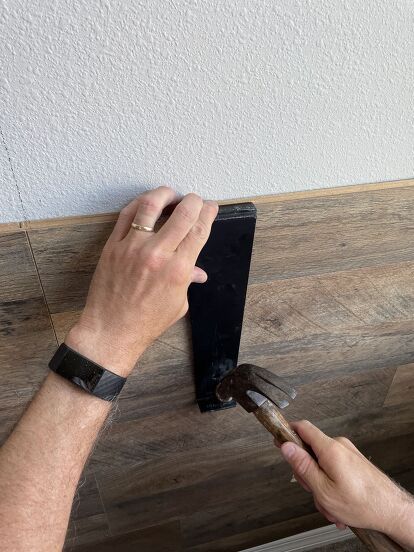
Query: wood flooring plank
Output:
[[49, 261, 414, 426], [0, 232, 57, 441], [27, 222, 113, 313], [0, 387, 34, 442], [384, 363, 414, 407], [3, 185, 414, 551], [183, 431, 414, 551], [65, 513, 110, 549], [185, 512, 326, 552], [96, 400, 414, 536], [250, 187, 414, 283], [0, 232, 47, 301], [89, 363, 396, 478], [28, 187, 414, 315], [69, 521, 182, 552]]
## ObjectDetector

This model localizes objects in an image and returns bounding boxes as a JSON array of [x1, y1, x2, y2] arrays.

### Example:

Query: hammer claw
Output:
[[215, 363, 298, 413], [239, 364, 297, 400]]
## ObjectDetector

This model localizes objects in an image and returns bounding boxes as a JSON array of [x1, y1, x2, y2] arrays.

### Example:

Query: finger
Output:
[[280, 442, 326, 492], [155, 193, 203, 251], [290, 420, 333, 459], [110, 197, 141, 241], [111, 187, 178, 242], [178, 200, 219, 261], [191, 266, 208, 284], [125, 186, 179, 241]]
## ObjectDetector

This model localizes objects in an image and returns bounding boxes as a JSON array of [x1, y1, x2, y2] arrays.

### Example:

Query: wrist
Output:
[[65, 323, 140, 378]]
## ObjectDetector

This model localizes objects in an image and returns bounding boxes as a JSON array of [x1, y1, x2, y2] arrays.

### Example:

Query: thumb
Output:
[[191, 266, 208, 284], [281, 442, 324, 491]]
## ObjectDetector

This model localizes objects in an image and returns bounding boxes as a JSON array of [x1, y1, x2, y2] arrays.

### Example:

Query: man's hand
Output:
[[0, 187, 218, 552], [66, 187, 218, 376], [279, 420, 414, 548]]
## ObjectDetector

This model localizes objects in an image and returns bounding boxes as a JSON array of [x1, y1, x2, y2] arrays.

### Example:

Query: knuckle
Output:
[[171, 258, 190, 285], [136, 197, 160, 217], [157, 185, 172, 193], [141, 247, 166, 271], [205, 201, 218, 216], [334, 436, 351, 447], [187, 192, 202, 203], [176, 203, 196, 224], [190, 221, 209, 241], [326, 440, 343, 459], [119, 206, 131, 217]]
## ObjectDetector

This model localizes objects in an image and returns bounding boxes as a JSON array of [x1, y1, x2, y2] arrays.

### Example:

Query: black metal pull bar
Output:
[[188, 202, 257, 412]]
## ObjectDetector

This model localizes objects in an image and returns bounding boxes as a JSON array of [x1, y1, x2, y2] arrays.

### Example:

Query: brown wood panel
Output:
[[0, 232, 57, 445], [65, 469, 109, 548], [250, 186, 414, 283], [1, 182, 413, 550], [27, 222, 113, 313], [384, 363, 414, 407], [69, 521, 182, 552]]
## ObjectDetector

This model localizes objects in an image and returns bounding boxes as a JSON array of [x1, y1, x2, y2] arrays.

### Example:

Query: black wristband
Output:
[[48, 343, 126, 401]]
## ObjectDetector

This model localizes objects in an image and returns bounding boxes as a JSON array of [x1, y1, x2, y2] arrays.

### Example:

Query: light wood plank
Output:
[[384, 363, 414, 407]]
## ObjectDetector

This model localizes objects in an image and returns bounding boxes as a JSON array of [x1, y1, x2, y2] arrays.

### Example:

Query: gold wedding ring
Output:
[[131, 222, 154, 233]]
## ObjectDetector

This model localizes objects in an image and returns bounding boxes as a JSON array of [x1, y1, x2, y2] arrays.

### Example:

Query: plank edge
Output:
[[1, 177, 413, 233]]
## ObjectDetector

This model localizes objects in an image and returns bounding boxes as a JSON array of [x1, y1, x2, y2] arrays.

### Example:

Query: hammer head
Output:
[[215, 364, 297, 412]]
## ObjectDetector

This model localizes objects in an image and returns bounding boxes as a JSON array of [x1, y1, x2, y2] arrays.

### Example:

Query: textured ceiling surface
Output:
[[1, 0, 413, 222]]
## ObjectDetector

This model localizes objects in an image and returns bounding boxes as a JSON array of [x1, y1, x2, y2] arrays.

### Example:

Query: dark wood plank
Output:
[[27, 222, 113, 313], [27, 187, 414, 313], [182, 430, 414, 551], [94, 399, 414, 535], [49, 261, 414, 426], [69, 521, 181, 552], [5, 184, 414, 551], [0, 232, 57, 443], [185, 513, 327, 552], [65, 514, 109, 549]]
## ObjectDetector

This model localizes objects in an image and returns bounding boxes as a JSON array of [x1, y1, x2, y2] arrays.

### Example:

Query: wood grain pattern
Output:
[[0, 232, 57, 444], [1, 182, 414, 551], [69, 521, 182, 552], [384, 363, 414, 407]]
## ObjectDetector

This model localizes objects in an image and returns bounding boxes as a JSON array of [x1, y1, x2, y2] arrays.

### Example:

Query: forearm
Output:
[[0, 372, 111, 551], [384, 490, 414, 551], [0, 189, 216, 551]]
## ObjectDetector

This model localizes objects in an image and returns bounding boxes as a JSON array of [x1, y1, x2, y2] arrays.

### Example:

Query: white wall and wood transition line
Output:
[[1, 0, 414, 223]]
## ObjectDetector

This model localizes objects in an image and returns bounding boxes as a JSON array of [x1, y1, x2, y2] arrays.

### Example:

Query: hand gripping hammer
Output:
[[216, 364, 404, 552]]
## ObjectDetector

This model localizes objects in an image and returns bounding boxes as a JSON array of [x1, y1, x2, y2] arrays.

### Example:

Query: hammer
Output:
[[216, 364, 404, 552]]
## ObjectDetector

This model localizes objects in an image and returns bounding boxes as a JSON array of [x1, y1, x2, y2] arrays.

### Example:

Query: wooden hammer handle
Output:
[[254, 400, 405, 552]]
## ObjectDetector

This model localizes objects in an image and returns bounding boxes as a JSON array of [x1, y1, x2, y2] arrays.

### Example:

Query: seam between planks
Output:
[[24, 230, 59, 347]]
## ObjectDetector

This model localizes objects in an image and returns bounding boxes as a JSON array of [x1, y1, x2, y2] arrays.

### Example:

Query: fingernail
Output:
[[281, 443, 296, 459], [205, 200, 219, 209]]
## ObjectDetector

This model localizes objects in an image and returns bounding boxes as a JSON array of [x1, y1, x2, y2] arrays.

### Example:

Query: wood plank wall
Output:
[[1, 180, 414, 551]]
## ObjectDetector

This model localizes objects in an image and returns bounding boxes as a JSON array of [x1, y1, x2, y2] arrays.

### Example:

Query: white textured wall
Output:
[[1, 0, 413, 222]]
